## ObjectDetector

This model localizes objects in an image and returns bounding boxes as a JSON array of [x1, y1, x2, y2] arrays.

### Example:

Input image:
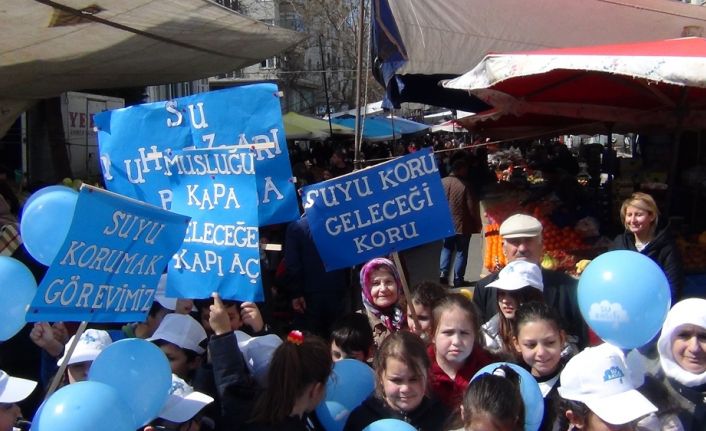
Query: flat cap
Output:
[[499, 214, 543, 238]]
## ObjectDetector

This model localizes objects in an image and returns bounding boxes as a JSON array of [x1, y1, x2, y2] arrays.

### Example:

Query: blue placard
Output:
[[302, 147, 454, 270], [27, 186, 190, 323], [94, 84, 298, 226], [167, 148, 262, 301]]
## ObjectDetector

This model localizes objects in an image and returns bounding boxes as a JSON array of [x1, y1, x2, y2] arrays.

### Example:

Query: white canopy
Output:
[[385, 0, 706, 77], [0, 0, 303, 99], [374, 0, 706, 110]]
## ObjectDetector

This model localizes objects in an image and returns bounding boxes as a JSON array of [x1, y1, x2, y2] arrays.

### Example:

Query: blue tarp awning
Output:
[[331, 116, 428, 141]]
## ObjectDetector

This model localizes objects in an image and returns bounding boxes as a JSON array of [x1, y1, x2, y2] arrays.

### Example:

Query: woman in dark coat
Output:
[[612, 192, 683, 301]]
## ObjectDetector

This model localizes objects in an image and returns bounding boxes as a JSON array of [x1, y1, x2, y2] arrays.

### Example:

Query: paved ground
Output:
[[399, 233, 484, 293]]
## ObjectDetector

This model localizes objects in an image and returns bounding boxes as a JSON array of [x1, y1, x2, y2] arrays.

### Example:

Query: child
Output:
[[30, 325, 111, 387], [428, 293, 495, 410], [407, 281, 447, 342], [512, 302, 568, 431], [557, 343, 657, 431], [344, 331, 449, 431], [482, 261, 543, 355], [148, 313, 207, 382], [56, 329, 112, 384], [0, 370, 36, 431], [195, 297, 266, 336], [360, 258, 406, 348], [246, 330, 332, 430], [143, 374, 215, 431], [330, 313, 374, 363], [453, 364, 524, 431]]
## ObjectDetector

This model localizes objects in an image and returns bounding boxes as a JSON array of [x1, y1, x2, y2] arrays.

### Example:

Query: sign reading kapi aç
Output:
[[27, 186, 190, 323], [94, 83, 298, 226], [303, 147, 454, 270], [168, 147, 262, 301]]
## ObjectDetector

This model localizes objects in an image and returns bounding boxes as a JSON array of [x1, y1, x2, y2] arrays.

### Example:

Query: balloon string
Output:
[[45, 321, 88, 399]]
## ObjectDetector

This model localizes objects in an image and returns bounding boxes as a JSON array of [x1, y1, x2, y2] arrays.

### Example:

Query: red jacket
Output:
[[427, 343, 496, 410]]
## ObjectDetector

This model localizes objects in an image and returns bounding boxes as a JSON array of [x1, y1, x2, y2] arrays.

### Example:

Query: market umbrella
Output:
[[331, 116, 428, 141], [282, 112, 355, 140], [443, 37, 706, 130]]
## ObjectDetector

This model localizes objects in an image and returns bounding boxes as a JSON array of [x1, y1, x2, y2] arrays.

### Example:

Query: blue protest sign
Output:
[[94, 84, 298, 226], [302, 147, 454, 270], [27, 186, 190, 323], [168, 148, 262, 301]]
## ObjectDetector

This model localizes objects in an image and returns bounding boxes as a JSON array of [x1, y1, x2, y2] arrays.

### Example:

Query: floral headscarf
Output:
[[360, 257, 406, 332]]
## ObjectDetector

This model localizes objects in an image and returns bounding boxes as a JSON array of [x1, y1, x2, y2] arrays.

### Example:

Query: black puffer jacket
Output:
[[343, 395, 449, 431], [612, 221, 683, 301]]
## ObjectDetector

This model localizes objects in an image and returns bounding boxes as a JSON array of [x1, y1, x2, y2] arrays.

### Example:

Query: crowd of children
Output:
[[1, 250, 703, 431]]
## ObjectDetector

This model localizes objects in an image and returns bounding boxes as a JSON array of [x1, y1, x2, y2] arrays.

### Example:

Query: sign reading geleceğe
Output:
[[27, 186, 190, 323], [94, 83, 298, 227], [168, 147, 262, 301], [302, 147, 454, 270]]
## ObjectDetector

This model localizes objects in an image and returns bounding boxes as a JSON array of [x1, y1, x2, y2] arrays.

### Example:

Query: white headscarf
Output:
[[657, 298, 706, 387]]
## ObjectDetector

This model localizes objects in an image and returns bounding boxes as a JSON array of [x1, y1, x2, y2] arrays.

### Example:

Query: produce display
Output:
[[482, 198, 602, 274]]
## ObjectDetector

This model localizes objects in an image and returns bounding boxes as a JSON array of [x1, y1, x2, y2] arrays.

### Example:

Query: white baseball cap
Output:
[[159, 374, 214, 423], [558, 343, 657, 425], [57, 328, 112, 366], [487, 260, 544, 292], [499, 214, 543, 239], [154, 273, 178, 311], [234, 331, 282, 387], [0, 370, 36, 404], [149, 314, 207, 354]]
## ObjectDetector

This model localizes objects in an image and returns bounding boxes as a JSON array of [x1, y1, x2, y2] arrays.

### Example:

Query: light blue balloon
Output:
[[472, 362, 544, 431], [0, 256, 36, 340], [362, 419, 416, 431], [31, 381, 134, 431], [22, 185, 77, 217], [578, 250, 670, 349], [88, 338, 172, 427], [316, 359, 375, 431], [20, 187, 78, 266]]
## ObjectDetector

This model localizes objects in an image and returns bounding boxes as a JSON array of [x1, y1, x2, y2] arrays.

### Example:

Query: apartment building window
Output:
[[260, 57, 277, 69]]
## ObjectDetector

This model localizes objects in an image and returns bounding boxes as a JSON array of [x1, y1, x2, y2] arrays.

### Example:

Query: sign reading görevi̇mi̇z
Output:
[[302, 147, 454, 270], [27, 186, 189, 323]]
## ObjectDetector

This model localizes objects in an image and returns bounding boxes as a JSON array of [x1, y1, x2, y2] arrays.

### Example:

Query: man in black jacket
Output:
[[473, 214, 588, 349]]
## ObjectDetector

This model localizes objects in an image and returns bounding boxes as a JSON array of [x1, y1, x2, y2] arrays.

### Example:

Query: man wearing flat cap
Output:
[[473, 213, 587, 348]]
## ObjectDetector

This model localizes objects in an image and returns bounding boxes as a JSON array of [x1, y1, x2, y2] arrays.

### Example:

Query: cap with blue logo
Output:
[[558, 343, 657, 425]]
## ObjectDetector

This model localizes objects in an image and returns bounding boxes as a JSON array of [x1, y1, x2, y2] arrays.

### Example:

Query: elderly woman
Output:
[[655, 298, 706, 431], [612, 192, 683, 300], [360, 258, 407, 348]]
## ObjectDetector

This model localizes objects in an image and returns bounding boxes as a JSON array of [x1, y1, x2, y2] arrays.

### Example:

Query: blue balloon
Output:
[[88, 338, 171, 427], [20, 187, 78, 266], [31, 381, 134, 431], [362, 419, 416, 431], [316, 359, 375, 431], [472, 362, 544, 431], [22, 185, 76, 217], [0, 256, 36, 340], [578, 250, 670, 349]]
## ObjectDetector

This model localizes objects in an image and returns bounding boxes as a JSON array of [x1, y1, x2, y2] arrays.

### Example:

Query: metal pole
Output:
[[353, 0, 365, 170], [318, 34, 334, 137]]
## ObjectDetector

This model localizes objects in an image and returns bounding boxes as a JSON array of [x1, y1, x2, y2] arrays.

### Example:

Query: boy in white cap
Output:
[[149, 314, 207, 382], [143, 374, 214, 431], [473, 213, 587, 348], [0, 370, 36, 431], [558, 343, 657, 430], [481, 260, 544, 353], [55, 328, 112, 383]]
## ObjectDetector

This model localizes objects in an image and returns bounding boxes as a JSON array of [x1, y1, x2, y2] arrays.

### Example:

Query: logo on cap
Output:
[[603, 366, 624, 384]]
